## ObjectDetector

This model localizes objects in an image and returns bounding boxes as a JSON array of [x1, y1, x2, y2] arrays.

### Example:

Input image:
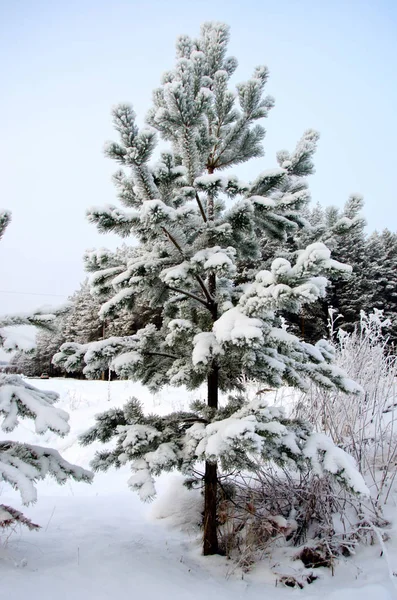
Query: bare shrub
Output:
[[217, 467, 337, 570], [294, 309, 397, 509], [216, 462, 389, 574]]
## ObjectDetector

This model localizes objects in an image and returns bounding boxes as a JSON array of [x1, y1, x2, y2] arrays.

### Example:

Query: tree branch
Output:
[[195, 192, 207, 223], [143, 351, 179, 360], [166, 285, 209, 307], [162, 226, 214, 305], [196, 275, 214, 304], [162, 227, 184, 256]]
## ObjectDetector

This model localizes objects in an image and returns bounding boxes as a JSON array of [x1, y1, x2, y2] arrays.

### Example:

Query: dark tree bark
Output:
[[203, 268, 220, 555], [203, 459, 218, 555]]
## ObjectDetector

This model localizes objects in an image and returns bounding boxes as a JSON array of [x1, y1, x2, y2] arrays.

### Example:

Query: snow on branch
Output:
[[0, 441, 92, 505], [0, 304, 69, 352], [53, 325, 169, 381], [0, 374, 69, 435], [87, 204, 138, 237], [82, 396, 368, 502], [240, 242, 351, 317], [0, 504, 40, 531]]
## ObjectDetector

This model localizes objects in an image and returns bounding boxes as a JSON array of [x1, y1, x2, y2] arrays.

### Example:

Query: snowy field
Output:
[[1, 378, 396, 600]]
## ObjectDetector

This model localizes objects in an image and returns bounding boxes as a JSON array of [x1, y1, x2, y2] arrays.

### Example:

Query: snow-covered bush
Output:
[[215, 459, 387, 572]]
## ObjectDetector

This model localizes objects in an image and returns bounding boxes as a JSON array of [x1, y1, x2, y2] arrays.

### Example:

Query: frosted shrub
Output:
[[216, 467, 338, 569], [295, 309, 397, 507]]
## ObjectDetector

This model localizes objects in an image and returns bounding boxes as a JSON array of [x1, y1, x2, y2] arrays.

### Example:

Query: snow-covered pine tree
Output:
[[80, 247, 163, 339], [241, 194, 396, 346], [8, 348, 36, 376], [326, 195, 369, 328], [10, 271, 158, 378], [10, 304, 71, 377], [62, 281, 104, 344], [53, 23, 365, 554], [366, 229, 397, 345], [378, 230, 397, 345], [290, 195, 368, 340], [0, 211, 92, 524], [297, 197, 397, 344], [31, 326, 68, 376]]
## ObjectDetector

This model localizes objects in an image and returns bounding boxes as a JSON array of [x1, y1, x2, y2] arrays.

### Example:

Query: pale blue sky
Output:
[[0, 0, 396, 315]]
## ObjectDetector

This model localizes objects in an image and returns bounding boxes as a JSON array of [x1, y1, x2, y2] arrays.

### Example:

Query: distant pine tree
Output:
[[328, 195, 368, 327], [62, 281, 104, 344], [281, 195, 368, 342], [290, 198, 397, 346], [366, 229, 397, 345]]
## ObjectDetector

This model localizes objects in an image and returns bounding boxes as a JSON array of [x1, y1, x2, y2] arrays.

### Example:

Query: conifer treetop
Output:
[[56, 21, 353, 394]]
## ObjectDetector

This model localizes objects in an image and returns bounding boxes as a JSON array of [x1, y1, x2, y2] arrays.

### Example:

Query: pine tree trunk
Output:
[[203, 362, 219, 555], [203, 459, 218, 555], [203, 268, 219, 555]]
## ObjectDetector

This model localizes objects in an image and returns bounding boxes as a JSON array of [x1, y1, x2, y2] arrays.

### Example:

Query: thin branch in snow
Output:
[[166, 285, 209, 307]]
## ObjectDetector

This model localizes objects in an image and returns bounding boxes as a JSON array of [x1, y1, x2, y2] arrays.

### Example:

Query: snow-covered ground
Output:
[[1, 378, 396, 599]]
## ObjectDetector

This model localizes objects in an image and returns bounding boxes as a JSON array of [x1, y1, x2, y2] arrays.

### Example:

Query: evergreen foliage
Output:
[[0, 210, 92, 516], [53, 23, 366, 554], [62, 281, 104, 344], [288, 195, 368, 341], [310, 195, 368, 333], [285, 198, 397, 345], [10, 274, 162, 377], [366, 230, 397, 345]]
